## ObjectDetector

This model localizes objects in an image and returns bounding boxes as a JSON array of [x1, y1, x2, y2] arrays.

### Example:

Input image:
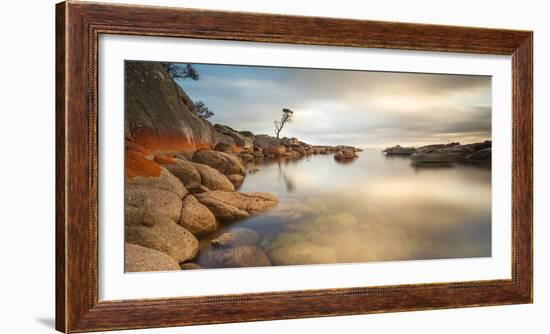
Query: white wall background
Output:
[[0, 0, 546, 333]]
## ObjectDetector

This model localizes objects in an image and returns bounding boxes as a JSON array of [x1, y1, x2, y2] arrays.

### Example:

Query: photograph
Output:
[[124, 60, 493, 272]]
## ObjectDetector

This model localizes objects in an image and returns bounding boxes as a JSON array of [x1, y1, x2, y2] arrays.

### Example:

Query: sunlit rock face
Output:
[[125, 61, 218, 153]]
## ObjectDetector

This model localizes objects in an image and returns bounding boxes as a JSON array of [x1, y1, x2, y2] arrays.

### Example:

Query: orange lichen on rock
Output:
[[231, 146, 243, 154], [125, 149, 162, 179], [125, 140, 152, 157], [154, 154, 176, 165], [131, 128, 212, 153]]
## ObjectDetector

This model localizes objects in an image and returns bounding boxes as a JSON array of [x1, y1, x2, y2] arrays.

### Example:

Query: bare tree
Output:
[[161, 63, 199, 81], [274, 108, 293, 140]]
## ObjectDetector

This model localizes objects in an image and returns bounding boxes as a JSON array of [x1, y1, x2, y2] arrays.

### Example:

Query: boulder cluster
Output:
[[213, 124, 363, 162], [125, 144, 278, 272]]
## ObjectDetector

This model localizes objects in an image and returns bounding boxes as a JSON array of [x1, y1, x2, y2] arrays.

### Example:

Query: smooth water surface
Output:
[[196, 150, 491, 267]]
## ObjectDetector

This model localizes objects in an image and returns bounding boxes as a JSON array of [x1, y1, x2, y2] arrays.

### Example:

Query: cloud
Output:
[[175, 63, 491, 148]]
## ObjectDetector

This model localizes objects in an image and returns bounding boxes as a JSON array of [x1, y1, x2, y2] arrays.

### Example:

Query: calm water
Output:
[[196, 150, 491, 267]]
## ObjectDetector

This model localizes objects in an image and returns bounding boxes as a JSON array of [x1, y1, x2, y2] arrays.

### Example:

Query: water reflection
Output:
[[196, 150, 491, 268]]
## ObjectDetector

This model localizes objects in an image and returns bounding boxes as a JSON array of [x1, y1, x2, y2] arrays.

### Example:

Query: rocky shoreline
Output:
[[124, 61, 361, 271], [383, 141, 491, 166], [125, 132, 362, 271]]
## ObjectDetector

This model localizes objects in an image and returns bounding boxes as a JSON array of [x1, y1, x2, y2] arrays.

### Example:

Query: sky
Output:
[[175, 63, 491, 148]]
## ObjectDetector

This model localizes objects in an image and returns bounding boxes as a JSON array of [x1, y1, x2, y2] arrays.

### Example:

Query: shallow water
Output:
[[196, 150, 491, 268]]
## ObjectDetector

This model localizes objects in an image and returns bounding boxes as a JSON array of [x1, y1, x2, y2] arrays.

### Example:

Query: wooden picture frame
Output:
[[56, 1, 533, 332]]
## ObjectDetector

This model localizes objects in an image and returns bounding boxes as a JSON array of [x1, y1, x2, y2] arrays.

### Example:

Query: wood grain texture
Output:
[[55, 1, 533, 332], [55, 2, 67, 332]]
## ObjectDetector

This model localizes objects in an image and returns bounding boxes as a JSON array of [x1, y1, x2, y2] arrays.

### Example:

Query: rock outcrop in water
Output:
[[124, 61, 362, 271], [383, 145, 417, 155], [334, 148, 359, 162], [383, 141, 492, 165]]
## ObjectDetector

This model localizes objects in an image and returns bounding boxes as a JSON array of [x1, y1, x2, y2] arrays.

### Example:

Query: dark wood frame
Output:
[[56, 1, 533, 332]]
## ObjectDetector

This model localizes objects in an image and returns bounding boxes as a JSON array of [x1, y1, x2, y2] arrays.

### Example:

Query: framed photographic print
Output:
[[56, 1, 532, 332]]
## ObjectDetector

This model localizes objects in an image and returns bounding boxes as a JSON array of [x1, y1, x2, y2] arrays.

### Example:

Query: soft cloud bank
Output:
[[176, 63, 491, 148]]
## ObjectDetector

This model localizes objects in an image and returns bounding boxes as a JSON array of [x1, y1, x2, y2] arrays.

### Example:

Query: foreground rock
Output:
[[126, 149, 187, 198], [185, 181, 210, 194], [125, 185, 183, 222], [191, 162, 235, 192], [200, 245, 271, 268], [195, 190, 278, 222], [226, 174, 245, 189], [125, 243, 180, 272], [125, 214, 199, 263], [192, 149, 246, 176], [158, 157, 201, 187], [179, 195, 218, 236]]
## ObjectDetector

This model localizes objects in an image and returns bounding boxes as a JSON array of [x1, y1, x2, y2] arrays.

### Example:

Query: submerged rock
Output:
[[125, 243, 181, 272], [314, 212, 358, 230], [200, 245, 271, 268], [267, 233, 337, 266], [210, 228, 260, 247]]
